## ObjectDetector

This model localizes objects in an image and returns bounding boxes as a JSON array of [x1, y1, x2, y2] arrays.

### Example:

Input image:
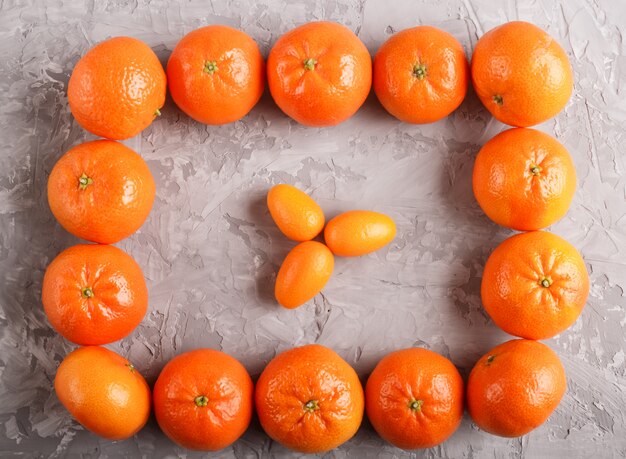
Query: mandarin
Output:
[[471, 21, 573, 127], [481, 231, 589, 340], [255, 344, 364, 453], [472, 128, 576, 231], [153, 349, 253, 451], [55, 346, 151, 440], [167, 25, 265, 125], [47, 140, 155, 244], [68, 36, 166, 140], [42, 244, 148, 345], [366, 348, 464, 449], [467, 339, 566, 437], [267, 21, 372, 126], [374, 25, 468, 123]]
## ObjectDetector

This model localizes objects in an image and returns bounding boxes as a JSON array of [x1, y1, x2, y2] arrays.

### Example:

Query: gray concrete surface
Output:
[[1, 0, 625, 457]]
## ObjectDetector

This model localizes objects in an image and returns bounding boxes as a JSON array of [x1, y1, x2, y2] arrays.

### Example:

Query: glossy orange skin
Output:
[[153, 349, 253, 451], [467, 339, 566, 437], [374, 26, 469, 124], [47, 140, 155, 244], [471, 21, 573, 127], [473, 128, 576, 231], [55, 346, 151, 440], [366, 348, 464, 449], [275, 241, 334, 309], [42, 244, 148, 345], [324, 210, 396, 257], [255, 344, 364, 453], [267, 184, 325, 241], [167, 25, 265, 125], [68, 37, 166, 140], [481, 231, 589, 340], [267, 21, 372, 127]]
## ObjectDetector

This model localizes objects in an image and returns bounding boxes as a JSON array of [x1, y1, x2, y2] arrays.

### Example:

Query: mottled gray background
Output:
[[1, 0, 625, 457]]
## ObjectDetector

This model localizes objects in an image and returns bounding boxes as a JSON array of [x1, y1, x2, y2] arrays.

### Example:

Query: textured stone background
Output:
[[1, 0, 625, 457]]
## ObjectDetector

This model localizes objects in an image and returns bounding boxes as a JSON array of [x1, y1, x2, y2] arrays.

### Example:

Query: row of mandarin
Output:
[[44, 33, 161, 453], [464, 15, 589, 439], [56, 339, 563, 452], [471, 127, 589, 341], [466, 138, 589, 434], [69, 20, 571, 140]]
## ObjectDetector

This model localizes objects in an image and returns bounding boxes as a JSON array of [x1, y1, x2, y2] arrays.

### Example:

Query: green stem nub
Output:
[[82, 287, 93, 298], [303, 399, 319, 412], [303, 58, 317, 71], [540, 277, 553, 288], [530, 165, 542, 175], [408, 399, 424, 412], [78, 173, 93, 191], [154, 108, 161, 117], [486, 355, 495, 365], [493, 94, 504, 106], [195, 395, 209, 407], [412, 63, 427, 80], [204, 60, 218, 74], [126, 363, 135, 373]]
